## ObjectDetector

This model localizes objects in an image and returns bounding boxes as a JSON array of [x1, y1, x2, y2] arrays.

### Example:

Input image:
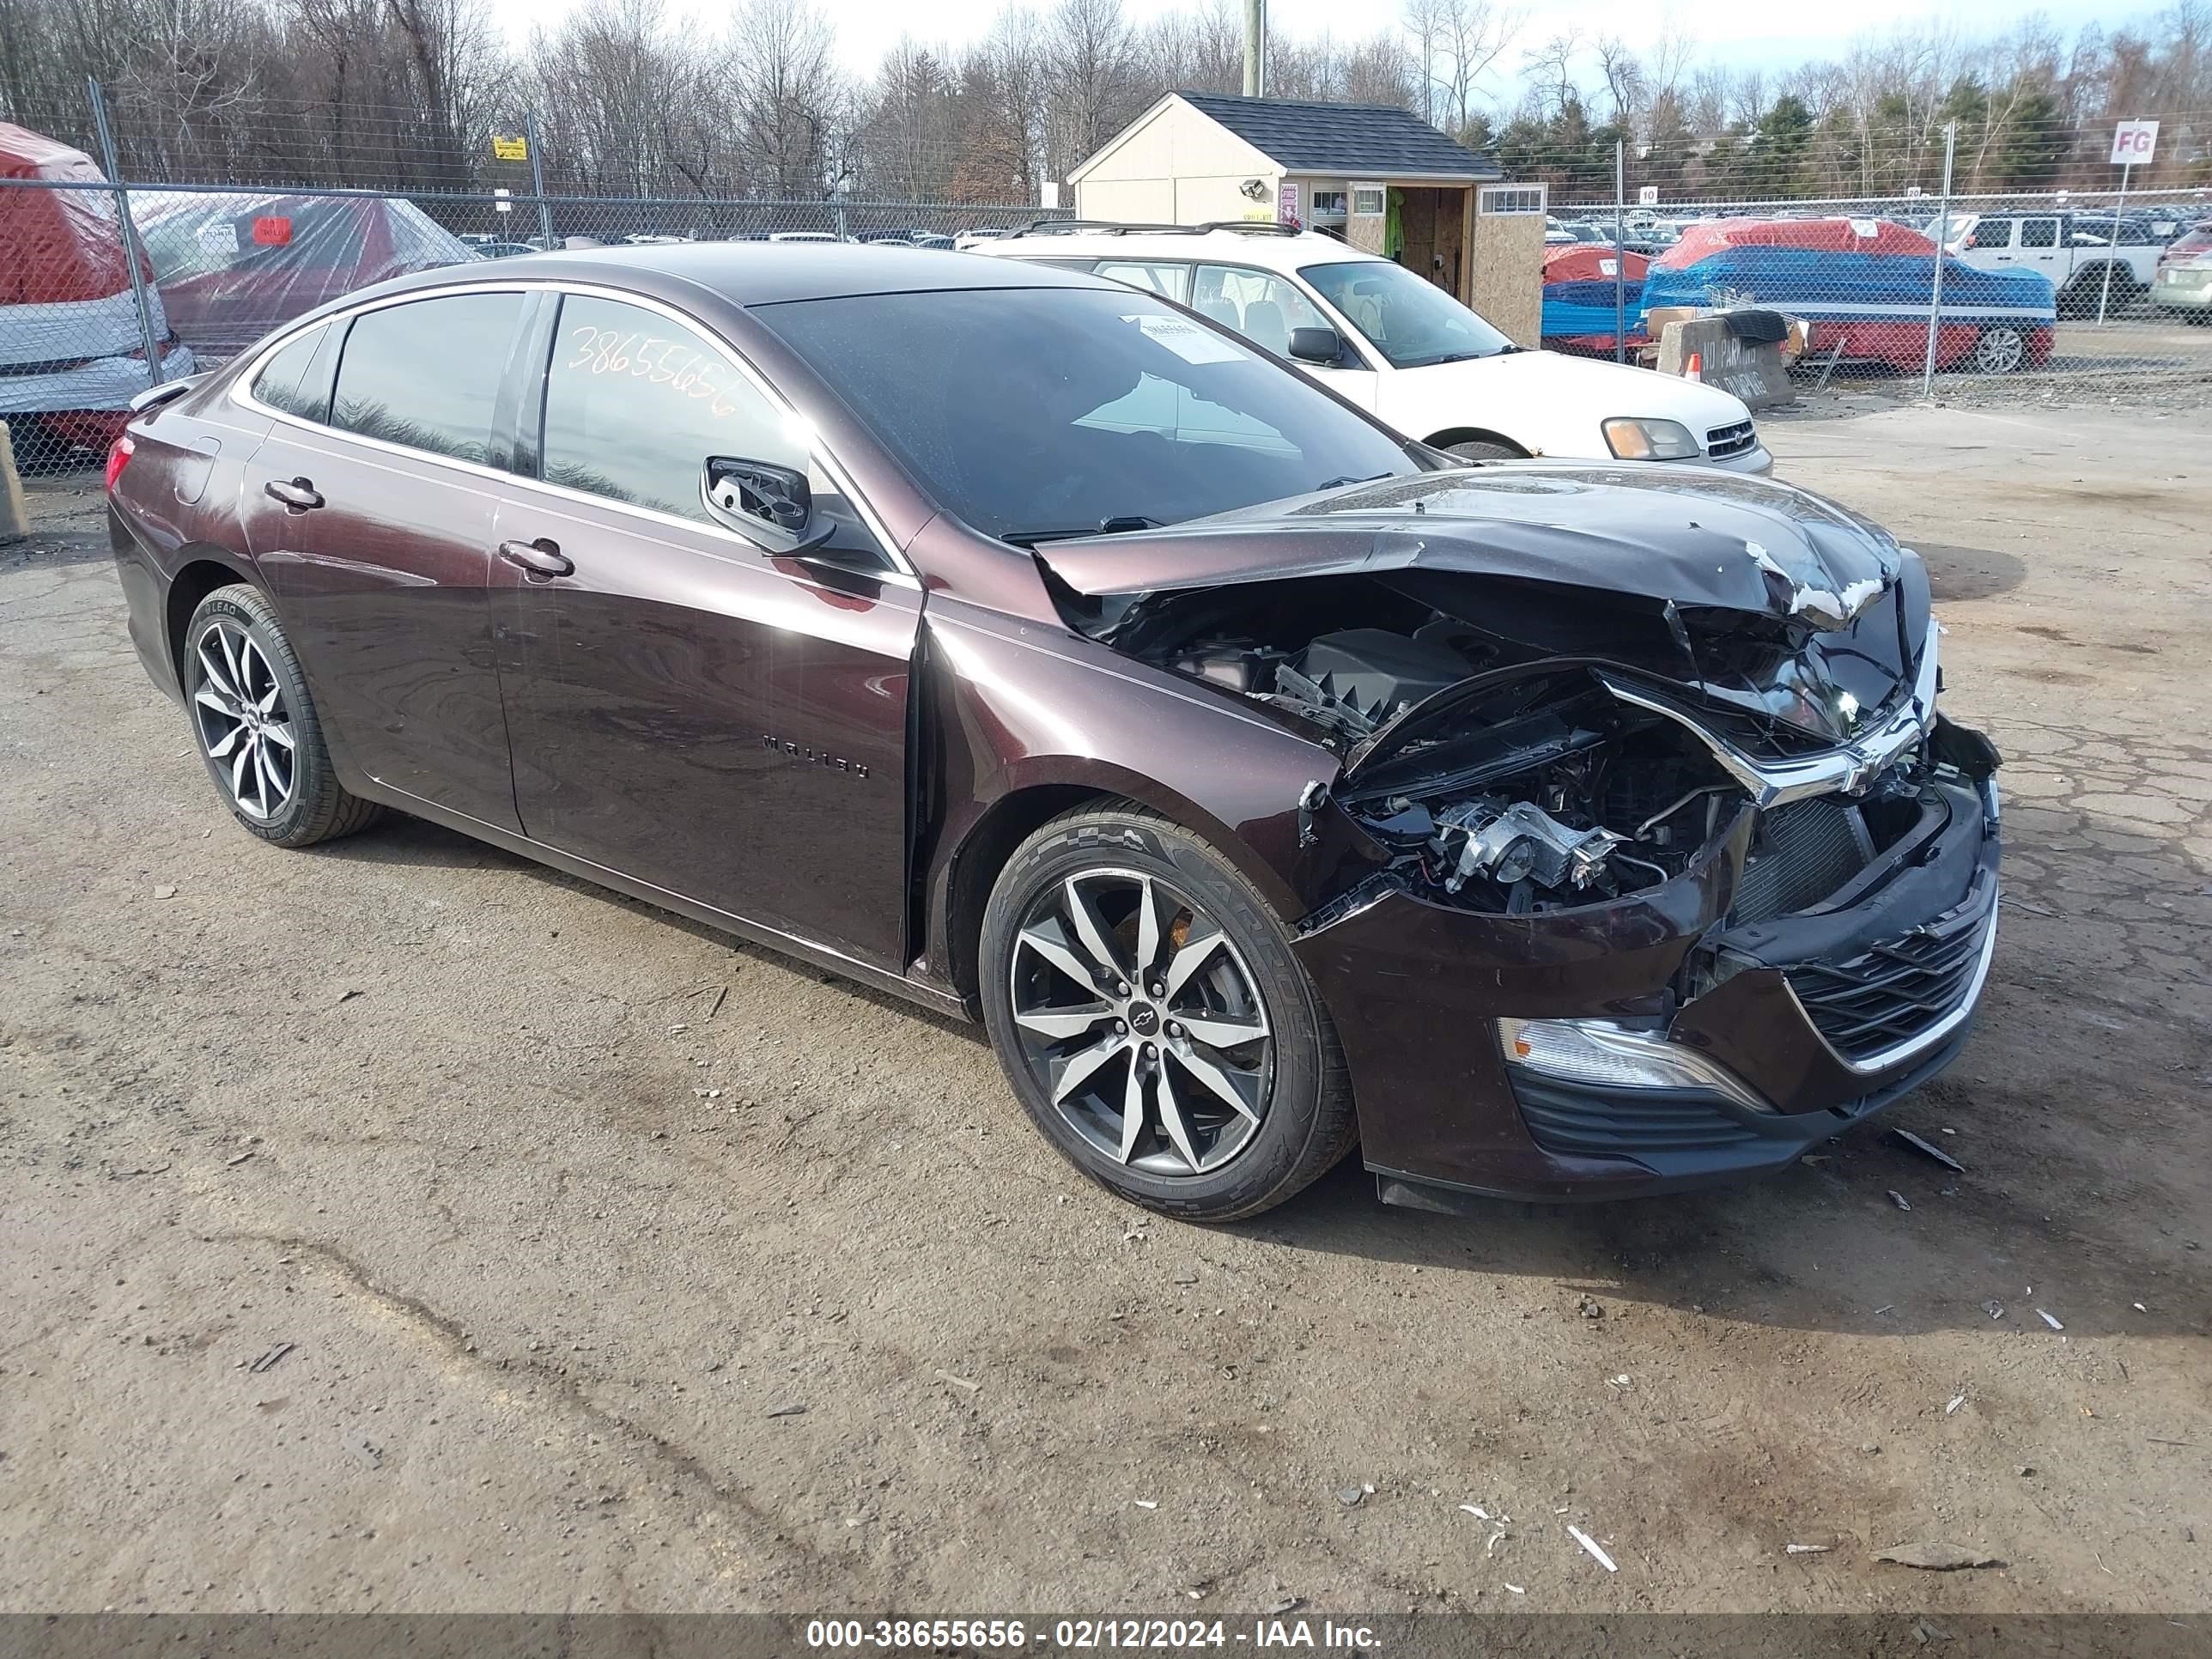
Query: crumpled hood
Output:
[[1036, 462, 1903, 631]]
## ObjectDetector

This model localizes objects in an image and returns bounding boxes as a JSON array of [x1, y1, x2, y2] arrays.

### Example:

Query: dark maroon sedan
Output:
[[105, 245, 2001, 1218]]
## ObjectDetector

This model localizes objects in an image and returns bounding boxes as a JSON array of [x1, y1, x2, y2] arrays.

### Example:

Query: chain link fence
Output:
[[1545, 184, 2212, 406], [0, 176, 1054, 470], [1530, 117, 2212, 407], [9, 88, 2212, 472]]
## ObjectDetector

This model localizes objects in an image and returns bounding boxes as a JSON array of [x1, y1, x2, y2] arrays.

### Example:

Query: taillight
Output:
[[105, 434, 135, 493]]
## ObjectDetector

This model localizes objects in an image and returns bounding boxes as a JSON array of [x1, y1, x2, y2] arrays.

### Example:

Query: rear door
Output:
[[491, 289, 921, 969], [240, 289, 529, 831]]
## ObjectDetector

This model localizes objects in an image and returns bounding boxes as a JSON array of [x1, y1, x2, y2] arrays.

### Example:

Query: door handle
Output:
[[264, 477, 323, 512], [497, 537, 573, 580]]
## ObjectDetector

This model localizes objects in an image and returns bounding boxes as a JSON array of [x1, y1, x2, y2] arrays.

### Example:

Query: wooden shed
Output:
[[1066, 93, 1545, 341]]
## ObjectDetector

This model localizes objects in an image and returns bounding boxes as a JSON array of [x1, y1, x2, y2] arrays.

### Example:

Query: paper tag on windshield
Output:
[[1599, 258, 1618, 276], [1122, 313, 1243, 364], [1848, 217, 1881, 239], [197, 222, 240, 256]]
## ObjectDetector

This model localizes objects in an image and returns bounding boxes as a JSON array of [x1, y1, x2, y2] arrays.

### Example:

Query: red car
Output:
[[0, 120, 193, 456], [134, 192, 477, 358]]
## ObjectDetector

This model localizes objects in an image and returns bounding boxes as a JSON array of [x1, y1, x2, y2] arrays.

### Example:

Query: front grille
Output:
[[1514, 1078, 1759, 1156], [1732, 798, 1875, 926], [1784, 902, 1992, 1066], [1705, 419, 1758, 459]]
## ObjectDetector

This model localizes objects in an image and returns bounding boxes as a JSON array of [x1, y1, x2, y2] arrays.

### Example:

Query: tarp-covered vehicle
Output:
[[0, 121, 193, 459], [1642, 216, 2056, 375], [1540, 243, 1650, 355], [134, 192, 477, 358]]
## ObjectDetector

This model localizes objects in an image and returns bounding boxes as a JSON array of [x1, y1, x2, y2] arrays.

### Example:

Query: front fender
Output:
[[915, 598, 1378, 995]]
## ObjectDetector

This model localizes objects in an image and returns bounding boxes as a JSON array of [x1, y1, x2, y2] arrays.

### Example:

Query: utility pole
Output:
[[1243, 0, 1265, 97]]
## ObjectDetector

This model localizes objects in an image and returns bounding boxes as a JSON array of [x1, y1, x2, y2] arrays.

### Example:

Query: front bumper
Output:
[[1292, 763, 2000, 1203], [1705, 441, 1774, 476]]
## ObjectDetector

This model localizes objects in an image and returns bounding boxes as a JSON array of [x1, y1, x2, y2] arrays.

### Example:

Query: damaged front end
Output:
[[1036, 465, 2003, 1201]]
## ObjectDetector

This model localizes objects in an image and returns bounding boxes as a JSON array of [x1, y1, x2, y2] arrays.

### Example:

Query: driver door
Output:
[[492, 290, 921, 970]]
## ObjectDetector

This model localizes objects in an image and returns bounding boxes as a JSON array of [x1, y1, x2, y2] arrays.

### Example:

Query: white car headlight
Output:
[[1497, 1018, 1772, 1112], [1601, 416, 1701, 461]]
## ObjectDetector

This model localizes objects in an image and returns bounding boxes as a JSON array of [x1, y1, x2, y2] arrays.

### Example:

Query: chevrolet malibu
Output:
[[106, 246, 2001, 1220]]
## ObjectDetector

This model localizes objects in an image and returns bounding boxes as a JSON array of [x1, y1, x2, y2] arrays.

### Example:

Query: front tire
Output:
[[183, 583, 381, 848], [979, 803, 1357, 1220]]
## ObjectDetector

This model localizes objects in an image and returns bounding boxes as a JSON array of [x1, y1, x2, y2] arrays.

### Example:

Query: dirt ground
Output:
[[1, 403, 2207, 1619]]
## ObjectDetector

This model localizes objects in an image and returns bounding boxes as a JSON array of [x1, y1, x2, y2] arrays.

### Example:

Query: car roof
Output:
[[973, 226, 1384, 273], [352, 241, 1115, 312]]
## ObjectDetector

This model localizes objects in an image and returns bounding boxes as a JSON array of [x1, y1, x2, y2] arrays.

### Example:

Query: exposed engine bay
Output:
[[1079, 568, 1966, 919]]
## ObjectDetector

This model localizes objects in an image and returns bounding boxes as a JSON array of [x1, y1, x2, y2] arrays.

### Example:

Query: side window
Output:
[[1191, 264, 1327, 356], [1093, 260, 1192, 303], [1966, 220, 2012, 251], [540, 295, 804, 526], [2020, 218, 2059, 249], [331, 293, 523, 464], [251, 324, 334, 422]]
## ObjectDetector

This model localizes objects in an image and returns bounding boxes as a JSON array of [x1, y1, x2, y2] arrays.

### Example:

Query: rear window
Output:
[[753, 285, 1415, 544], [250, 323, 335, 422], [330, 293, 525, 465]]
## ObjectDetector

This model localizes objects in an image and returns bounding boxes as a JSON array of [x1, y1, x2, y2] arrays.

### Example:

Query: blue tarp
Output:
[[1640, 244, 2055, 330], [1543, 277, 1646, 339]]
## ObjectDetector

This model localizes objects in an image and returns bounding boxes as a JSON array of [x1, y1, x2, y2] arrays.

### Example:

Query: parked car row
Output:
[[106, 239, 2000, 1218]]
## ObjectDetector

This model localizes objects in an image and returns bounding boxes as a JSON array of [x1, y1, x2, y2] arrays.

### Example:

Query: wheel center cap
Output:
[[1128, 1003, 1160, 1036]]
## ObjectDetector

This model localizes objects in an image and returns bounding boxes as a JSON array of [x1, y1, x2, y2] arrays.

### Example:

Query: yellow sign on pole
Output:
[[492, 135, 528, 162]]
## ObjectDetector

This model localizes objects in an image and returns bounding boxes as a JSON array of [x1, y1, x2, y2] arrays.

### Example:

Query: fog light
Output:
[[1497, 1018, 1772, 1112]]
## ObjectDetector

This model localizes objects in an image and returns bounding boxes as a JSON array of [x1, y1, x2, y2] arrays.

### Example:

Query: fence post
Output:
[[1920, 121, 1956, 400], [526, 111, 555, 249], [85, 76, 167, 388], [1613, 139, 1626, 364], [2097, 160, 2131, 326]]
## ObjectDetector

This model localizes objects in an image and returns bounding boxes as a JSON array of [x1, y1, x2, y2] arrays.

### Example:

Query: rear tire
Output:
[[2061, 265, 2137, 318], [1443, 439, 1521, 462], [1967, 325, 2028, 375], [978, 802, 1357, 1220], [182, 584, 382, 848]]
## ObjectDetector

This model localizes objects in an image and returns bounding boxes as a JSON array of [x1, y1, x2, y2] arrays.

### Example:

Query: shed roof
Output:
[[1173, 93, 1499, 179]]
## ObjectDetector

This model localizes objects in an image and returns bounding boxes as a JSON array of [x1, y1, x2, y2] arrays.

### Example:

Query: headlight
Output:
[[1497, 1018, 1772, 1112], [1601, 416, 1701, 461]]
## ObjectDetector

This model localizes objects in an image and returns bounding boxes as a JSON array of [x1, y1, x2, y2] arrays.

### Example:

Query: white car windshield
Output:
[[1299, 260, 1516, 369]]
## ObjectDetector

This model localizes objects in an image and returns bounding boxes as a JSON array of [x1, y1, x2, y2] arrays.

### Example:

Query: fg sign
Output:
[[1637, 185, 1659, 208], [2110, 121, 2159, 166]]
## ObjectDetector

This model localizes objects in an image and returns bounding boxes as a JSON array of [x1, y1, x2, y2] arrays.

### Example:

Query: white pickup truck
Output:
[[1945, 210, 2188, 315]]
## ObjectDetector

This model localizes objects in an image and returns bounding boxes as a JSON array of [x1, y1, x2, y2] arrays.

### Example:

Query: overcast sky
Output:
[[485, 0, 2120, 101]]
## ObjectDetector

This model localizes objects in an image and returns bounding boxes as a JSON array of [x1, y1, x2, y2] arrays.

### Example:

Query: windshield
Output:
[[754, 285, 1419, 544], [1299, 259, 1516, 369]]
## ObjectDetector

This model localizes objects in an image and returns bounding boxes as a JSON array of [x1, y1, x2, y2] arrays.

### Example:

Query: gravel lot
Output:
[[2, 404, 2207, 1616]]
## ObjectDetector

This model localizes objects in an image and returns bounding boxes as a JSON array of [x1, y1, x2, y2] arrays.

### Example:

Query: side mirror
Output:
[[702, 456, 829, 552], [1288, 325, 1344, 365]]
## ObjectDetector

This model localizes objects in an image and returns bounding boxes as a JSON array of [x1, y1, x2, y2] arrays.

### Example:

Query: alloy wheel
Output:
[[1970, 326, 2027, 375], [191, 619, 296, 821], [1008, 867, 1274, 1177]]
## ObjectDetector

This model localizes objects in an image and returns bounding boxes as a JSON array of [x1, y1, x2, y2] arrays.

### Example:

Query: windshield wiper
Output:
[[1000, 514, 1164, 549], [1315, 471, 1390, 491]]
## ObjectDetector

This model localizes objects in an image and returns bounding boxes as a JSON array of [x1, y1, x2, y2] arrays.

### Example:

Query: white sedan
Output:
[[972, 223, 1770, 473]]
